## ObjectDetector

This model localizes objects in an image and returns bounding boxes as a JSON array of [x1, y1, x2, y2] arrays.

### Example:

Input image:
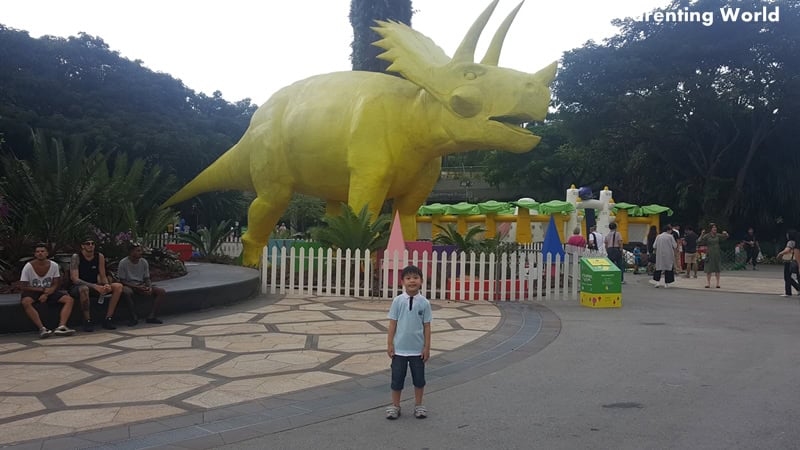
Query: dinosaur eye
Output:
[[464, 71, 477, 80]]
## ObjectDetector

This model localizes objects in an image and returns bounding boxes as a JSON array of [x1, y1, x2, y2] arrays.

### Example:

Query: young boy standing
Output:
[[386, 265, 432, 420]]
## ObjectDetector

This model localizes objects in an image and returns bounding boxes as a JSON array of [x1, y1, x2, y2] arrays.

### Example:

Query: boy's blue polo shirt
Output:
[[388, 293, 432, 356]]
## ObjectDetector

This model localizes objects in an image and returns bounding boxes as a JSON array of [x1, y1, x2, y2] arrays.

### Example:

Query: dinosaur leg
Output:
[[347, 175, 390, 221], [241, 192, 291, 267], [393, 158, 442, 241]]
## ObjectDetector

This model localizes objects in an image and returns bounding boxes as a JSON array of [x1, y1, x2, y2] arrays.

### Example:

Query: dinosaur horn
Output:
[[452, 0, 500, 63], [480, 1, 524, 66]]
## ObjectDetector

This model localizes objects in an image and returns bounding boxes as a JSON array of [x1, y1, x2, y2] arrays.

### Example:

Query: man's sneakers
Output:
[[385, 405, 401, 420], [38, 326, 74, 338], [83, 320, 94, 332], [145, 317, 164, 324], [53, 325, 75, 336], [414, 405, 428, 419], [102, 317, 116, 330]]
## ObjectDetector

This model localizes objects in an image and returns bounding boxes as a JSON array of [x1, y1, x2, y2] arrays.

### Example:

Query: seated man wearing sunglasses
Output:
[[69, 238, 123, 331]]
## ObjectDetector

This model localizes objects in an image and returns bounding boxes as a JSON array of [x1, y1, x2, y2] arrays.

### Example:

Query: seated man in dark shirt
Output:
[[69, 237, 123, 331]]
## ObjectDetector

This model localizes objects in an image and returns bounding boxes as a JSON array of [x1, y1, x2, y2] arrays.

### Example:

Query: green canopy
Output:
[[477, 200, 514, 215], [418, 203, 448, 215], [445, 202, 480, 215], [510, 199, 540, 211], [639, 204, 673, 216], [537, 200, 575, 215], [612, 202, 642, 216]]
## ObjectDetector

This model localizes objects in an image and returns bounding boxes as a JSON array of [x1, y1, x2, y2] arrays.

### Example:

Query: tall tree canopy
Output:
[[349, 0, 413, 72], [488, 0, 799, 235], [0, 26, 257, 183]]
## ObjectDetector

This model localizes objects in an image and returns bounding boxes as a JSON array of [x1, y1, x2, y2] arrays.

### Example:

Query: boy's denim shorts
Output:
[[390, 355, 425, 391]]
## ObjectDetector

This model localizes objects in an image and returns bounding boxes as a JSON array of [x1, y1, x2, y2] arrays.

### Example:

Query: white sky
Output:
[[2, 0, 669, 105]]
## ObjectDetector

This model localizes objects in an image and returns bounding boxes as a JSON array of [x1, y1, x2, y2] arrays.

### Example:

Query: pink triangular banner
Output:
[[385, 211, 406, 256]]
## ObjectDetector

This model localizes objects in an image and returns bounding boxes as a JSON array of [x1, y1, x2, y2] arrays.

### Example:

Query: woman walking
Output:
[[651, 225, 676, 288], [697, 223, 729, 288], [776, 230, 800, 297]]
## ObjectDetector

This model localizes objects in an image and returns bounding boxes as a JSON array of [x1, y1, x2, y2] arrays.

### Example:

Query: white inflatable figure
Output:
[[567, 185, 615, 236]]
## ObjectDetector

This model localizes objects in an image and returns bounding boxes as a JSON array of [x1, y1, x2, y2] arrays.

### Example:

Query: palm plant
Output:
[[0, 131, 103, 249], [91, 153, 178, 239], [433, 223, 486, 253], [311, 204, 390, 252], [176, 220, 233, 257]]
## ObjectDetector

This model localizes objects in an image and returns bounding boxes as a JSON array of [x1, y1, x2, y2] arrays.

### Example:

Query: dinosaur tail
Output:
[[161, 142, 253, 208]]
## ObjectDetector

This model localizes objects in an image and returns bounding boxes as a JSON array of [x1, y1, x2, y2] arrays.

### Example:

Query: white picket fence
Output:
[[260, 246, 599, 302]]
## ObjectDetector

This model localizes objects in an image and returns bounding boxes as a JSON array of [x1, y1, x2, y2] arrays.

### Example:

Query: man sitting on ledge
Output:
[[70, 237, 123, 331], [117, 242, 166, 325], [20, 243, 76, 338]]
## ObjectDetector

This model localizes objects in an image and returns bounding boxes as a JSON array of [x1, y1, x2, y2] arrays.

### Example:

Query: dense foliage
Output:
[[484, 0, 800, 237], [349, 0, 413, 72]]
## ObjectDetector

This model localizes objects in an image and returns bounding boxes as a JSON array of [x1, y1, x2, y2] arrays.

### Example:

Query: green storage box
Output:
[[579, 257, 622, 308]]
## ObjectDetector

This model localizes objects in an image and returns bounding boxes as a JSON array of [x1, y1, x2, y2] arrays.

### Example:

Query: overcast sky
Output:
[[3, 0, 670, 105]]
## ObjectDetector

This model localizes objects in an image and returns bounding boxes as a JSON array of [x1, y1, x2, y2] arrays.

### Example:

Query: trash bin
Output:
[[579, 257, 622, 308]]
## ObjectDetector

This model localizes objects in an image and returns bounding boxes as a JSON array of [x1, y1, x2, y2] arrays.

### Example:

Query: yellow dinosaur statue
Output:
[[163, 0, 556, 267]]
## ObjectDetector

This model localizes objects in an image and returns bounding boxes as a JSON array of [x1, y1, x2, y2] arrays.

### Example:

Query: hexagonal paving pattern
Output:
[[204, 333, 307, 353], [258, 310, 333, 324], [0, 365, 92, 393], [57, 374, 214, 406], [208, 350, 338, 377], [330, 353, 389, 375], [118, 325, 189, 336], [89, 349, 224, 373], [188, 313, 257, 326], [276, 320, 382, 334], [0, 346, 118, 363], [0, 396, 45, 420], [0, 343, 26, 353], [184, 371, 349, 408], [317, 334, 385, 352], [328, 310, 390, 321], [114, 335, 193, 350], [0, 295, 502, 447], [0, 405, 185, 446]]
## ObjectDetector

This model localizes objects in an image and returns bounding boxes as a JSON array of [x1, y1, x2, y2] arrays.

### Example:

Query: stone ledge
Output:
[[0, 263, 260, 334]]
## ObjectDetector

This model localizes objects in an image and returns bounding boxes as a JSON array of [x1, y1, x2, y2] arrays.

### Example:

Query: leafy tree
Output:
[[0, 26, 256, 186], [312, 204, 390, 252], [349, 0, 412, 72], [551, 0, 800, 233]]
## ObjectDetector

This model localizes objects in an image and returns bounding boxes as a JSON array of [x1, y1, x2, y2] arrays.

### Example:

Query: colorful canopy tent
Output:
[[477, 200, 514, 215], [510, 199, 540, 211]]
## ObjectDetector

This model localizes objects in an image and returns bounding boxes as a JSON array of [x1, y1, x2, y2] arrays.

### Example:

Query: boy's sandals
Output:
[[414, 405, 427, 419], [385, 405, 400, 420]]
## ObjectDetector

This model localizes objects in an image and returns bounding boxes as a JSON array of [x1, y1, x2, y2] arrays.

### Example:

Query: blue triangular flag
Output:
[[542, 215, 565, 260]]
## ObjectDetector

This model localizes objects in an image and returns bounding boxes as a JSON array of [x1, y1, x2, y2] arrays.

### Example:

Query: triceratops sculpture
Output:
[[163, 0, 556, 267]]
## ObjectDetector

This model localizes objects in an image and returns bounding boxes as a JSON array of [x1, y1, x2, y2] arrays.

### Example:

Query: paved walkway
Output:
[[0, 293, 558, 449], [0, 264, 789, 449]]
